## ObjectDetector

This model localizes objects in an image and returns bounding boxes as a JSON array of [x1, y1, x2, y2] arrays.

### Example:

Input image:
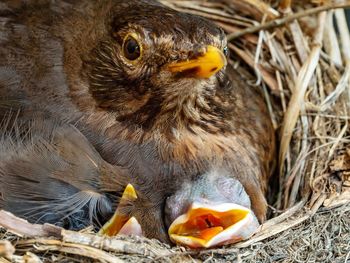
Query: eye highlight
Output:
[[223, 46, 229, 57], [122, 34, 142, 61]]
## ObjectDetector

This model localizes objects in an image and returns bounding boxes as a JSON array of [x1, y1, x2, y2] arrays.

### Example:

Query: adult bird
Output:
[[0, 0, 275, 247]]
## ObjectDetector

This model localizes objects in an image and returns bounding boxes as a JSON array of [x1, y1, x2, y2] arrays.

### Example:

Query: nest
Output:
[[1, 0, 350, 262]]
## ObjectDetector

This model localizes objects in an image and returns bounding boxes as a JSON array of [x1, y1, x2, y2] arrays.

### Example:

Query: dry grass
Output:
[[1, 0, 350, 262], [1, 204, 350, 262]]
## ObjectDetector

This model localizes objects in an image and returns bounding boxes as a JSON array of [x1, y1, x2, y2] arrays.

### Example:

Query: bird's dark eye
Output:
[[223, 46, 229, 57], [123, 35, 141, 61]]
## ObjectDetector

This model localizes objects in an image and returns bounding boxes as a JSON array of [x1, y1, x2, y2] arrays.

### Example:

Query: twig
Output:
[[19, 240, 124, 263], [227, 2, 350, 41], [320, 63, 350, 111], [326, 113, 348, 160], [0, 211, 174, 257], [234, 214, 311, 248], [62, 230, 172, 257], [335, 9, 350, 62], [323, 11, 343, 67], [0, 210, 61, 238], [288, 103, 309, 208], [260, 199, 307, 230], [279, 11, 327, 175], [229, 43, 279, 91]]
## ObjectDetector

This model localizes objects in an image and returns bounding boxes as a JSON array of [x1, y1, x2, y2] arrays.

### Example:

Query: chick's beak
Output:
[[99, 184, 142, 237], [168, 203, 259, 248], [168, 45, 227, 79]]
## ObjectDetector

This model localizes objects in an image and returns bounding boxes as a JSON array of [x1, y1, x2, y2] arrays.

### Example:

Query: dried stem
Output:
[[227, 2, 350, 41]]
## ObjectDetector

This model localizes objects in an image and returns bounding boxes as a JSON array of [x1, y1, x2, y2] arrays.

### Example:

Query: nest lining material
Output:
[[1, 0, 350, 262]]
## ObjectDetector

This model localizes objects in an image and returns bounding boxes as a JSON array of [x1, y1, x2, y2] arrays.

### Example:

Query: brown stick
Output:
[[0, 210, 174, 257], [227, 2, 350, 41], [0, 210, 61, 238]]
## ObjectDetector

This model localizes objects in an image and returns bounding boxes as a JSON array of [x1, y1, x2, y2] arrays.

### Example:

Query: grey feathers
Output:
[[0, 117, 114, 229]]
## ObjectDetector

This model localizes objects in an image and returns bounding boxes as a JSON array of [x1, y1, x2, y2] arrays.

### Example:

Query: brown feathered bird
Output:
[[0, 116, 126, 229], [0, 0, 275, 247]]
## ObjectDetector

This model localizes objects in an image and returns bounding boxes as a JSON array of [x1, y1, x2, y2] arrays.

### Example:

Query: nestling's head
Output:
[[164, 169, 260, 248]]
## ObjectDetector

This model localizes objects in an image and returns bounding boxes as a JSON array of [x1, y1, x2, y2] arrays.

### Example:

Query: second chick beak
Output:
[[168, 45, 227, 79], [99, 184, 142, 237], [168, 203, 259, 248]]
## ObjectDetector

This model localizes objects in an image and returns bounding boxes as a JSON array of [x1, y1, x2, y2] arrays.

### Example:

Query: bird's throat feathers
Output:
[[83, 78, 238, 164]]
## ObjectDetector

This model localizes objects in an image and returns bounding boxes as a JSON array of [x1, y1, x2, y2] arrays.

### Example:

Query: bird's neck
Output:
[[88, 87, 238, 165], [152, 90, 233, 163]]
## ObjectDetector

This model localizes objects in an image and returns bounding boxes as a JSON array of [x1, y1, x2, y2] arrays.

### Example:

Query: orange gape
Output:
[[168, 203, 257, 248], [99, 184, 141, 236], [198, 227, 224, 241], [102, 214, 129, 236]]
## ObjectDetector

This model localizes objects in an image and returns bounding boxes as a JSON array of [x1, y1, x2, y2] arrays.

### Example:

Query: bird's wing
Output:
[[0, 117, 126, 229]]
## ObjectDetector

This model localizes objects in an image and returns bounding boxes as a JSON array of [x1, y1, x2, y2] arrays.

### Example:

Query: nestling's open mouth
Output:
[[99, 184, 142, 237], [168, 203, 259, 248]]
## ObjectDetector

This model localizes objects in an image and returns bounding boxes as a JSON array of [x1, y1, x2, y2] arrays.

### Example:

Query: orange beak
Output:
[[99, 184, 142, 237], [168, 203, 259, 248], [168, 45, 227, 79]]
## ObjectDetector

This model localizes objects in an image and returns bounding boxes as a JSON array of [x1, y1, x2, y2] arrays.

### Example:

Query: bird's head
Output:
[[81, 0, 233, 138]]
